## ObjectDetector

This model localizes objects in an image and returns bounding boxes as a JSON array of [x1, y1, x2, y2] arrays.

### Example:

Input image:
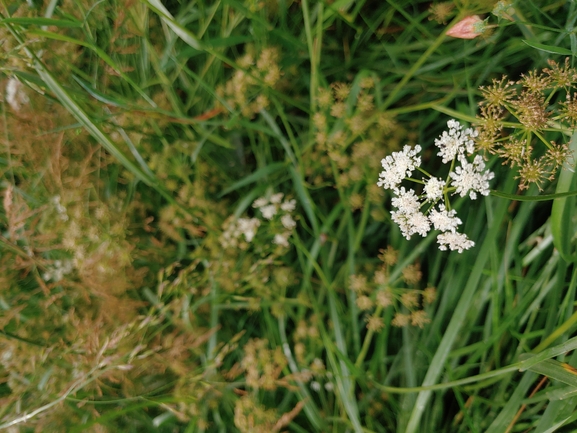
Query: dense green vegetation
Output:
[[2, 0, 577, 431]]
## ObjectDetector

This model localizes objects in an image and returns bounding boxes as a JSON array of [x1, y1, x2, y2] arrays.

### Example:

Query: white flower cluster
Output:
[[6, 77, 29, 111], [377, 119, 494, 253], [220, 192, 297, 249], [51, 195, 69, 222], [43, 259, 74, 282]]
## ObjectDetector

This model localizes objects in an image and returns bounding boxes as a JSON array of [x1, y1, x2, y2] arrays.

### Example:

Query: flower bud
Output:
[[446, 15, 484, 39]]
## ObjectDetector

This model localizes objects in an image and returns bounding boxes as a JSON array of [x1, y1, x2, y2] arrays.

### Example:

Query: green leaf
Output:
[[551, 130, 577, 262], [522, 40, 574, 56]]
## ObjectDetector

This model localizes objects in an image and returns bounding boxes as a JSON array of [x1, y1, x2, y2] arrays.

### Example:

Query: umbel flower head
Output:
[[377, 119, 494, 253]]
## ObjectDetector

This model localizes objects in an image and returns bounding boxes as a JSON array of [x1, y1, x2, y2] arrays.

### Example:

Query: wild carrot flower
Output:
[[377, 145, 422, 190], [377, 119, 494, 253]]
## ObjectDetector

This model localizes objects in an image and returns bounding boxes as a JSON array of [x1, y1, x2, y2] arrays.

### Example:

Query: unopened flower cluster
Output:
[[377, 119, 494, 253], [220, 192, 297, 250]]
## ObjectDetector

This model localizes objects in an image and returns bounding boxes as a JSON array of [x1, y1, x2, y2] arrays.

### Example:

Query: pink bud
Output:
[[446, 15, 484, 39]]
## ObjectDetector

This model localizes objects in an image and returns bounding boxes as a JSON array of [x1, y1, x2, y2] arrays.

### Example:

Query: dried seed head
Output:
[[400, 291, 419, 308], [349, 274, 368, 294], [560, 93, 577, 127], [496, 138, 529, 168], [376, 289, 393, 308], [480, 76, 516, 108], [423, 286, 437, 304], [429, 2, 455, 24], [357, 92, 374, 113], [544, 58, 577, 89], [366, 315, 385, 332], [517, 69, 550, 93], [516, 156, 548, 191], [391, 312, 411, 328], [378, 246, 398, 266], [330, 101, 346, 118], [356, 295, 374, 310], [331, 82, 351, 101], [402, 263, 422, 285], [512, 91, 549, 132], [544, 142, 573, 171], [410, 310, 431, 328]]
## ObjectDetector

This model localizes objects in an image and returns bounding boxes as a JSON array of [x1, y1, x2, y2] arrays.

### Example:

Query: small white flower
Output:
[[391, 187, 430, 239], [391, 208, 431, 239], [324, 382, 334, 392], [423, 177, 445, 201], [260, 204, 278, 219], [434, 119, 477, 164], [437, 231, 474, 253], [428, 204, 462, 232], [377, 145, 422, 190], [311, 381, 321, 392], [450, 155, 494, 200], [273, 233, 290, 247], [270, 192, 284, 204], [281, 214, 296, 229], [280, 199, 296, 212], [252, 197, 269, 208], [6, 78, 29, 111], [391, 210, 415, 240], [391, 187, 421, 214], [237, 218, 260, 242], [410, 211, 432, 237]]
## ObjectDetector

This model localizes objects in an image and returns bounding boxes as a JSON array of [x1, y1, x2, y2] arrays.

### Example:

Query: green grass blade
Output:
[[551, 130, 577, 262], [404, 176, 516, 433], [289, 166, 320, 237], [27, 29, 156, 106], [0, 17, 82, 27], [520, 357, 577, 387], [483, 372, 538, 433], [219, 162, 287, 197], [1, 22, 179, 208], [523, 40, 574, 56]]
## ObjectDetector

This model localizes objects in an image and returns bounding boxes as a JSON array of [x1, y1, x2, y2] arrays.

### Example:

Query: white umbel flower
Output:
[[270, 192, 284, 203], [281, 214, 296, 229], [281, 198, 296, 212], [434, 119, 477, 164], [273, 233, 290, 247], [390, 188, 430, 239], [377, 118, 493, 254], [428, 204, 462, 232], [377, 145, 422, 190], [450, 155, 494, 199], [237, 218, 260, 242], [391, 208, 431, 239], [252, 197, 269, 208], [436, 231, 474, 253], [391, 187, 421, 214], [260, 204, 278, 219], [423, 177, 446, 201]]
